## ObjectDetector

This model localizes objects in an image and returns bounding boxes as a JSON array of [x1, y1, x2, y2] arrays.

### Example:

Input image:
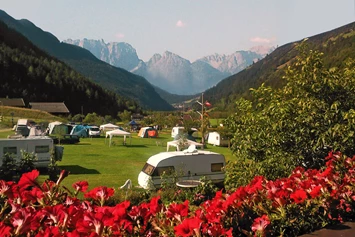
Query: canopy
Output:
[[100, 123, 119, 131], [105, 129, 132, 147], [166, 139, 203, 151]]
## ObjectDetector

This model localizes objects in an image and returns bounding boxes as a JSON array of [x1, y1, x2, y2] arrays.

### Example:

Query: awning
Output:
[[105, 129, 132, 147], [166, 139, 203, 151]]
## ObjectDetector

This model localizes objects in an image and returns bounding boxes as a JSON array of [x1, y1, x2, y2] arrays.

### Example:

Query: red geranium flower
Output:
[[290, 189, 307, 204], [11, 207, 35, 235], [72, 181, 89, 193], [0, 221, 12, 237], [251, 215, 270, 237], [18, 170, 40, 190], [174, 217, 201, 237], [166, 200, 189, 222], [85, 186, 115, 206], [309, 185, 322, 198], [149, 196, 163, 215], [21, 187, 44, 204], [34, 226, 61, 237], [56, 170, 70, 186]]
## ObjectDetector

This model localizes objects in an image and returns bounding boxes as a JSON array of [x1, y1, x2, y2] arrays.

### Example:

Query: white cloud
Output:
[[250, 37, 276, 44], [176, 20, 186, 28], [115, 33, 125, 39]]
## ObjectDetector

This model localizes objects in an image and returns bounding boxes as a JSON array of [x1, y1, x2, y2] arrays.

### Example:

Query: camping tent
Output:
[[100, 123, 120, 132], [166, 139, 203, 151], [128, 120, 141, 131], [70, 125, 89, 138], [47, 121, 70, 135], [138, 127, 158, 138], [105, 129, 132, 147], [207, 132, 229, 147], [47, 121, 63, 134]]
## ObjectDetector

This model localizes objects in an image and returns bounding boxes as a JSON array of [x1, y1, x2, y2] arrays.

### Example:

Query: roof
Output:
[[29, 102, 70, 113], [0, 98, 25, 107], [147, 150, 219, 167], [106, 129, 131, 138], [100, 123, 119, 129]]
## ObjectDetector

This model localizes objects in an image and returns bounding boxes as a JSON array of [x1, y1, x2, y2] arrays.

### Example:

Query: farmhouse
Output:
[[29, 102, 70, 115], [0, 98, 25, 107]]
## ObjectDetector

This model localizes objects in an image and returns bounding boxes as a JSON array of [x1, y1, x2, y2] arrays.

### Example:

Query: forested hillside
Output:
[[0, 10, 173, 111], [153, 86, 198, 104], [204, 21, 355, 110], [0, 20, 140, 116]]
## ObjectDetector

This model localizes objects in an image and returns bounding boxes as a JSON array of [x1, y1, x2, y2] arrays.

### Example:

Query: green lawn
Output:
[[209, 118, 225, 127], [0, 129, 235, 190]]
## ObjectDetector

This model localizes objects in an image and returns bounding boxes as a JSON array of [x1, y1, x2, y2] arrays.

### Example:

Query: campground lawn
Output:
[[0, 129, 235, 190]]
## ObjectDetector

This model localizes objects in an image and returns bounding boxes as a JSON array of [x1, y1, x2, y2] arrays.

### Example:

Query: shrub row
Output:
[[0, 151, 355, 236]]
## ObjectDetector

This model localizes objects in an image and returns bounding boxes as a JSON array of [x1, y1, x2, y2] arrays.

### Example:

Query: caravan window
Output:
[[35, 146, 50, 153], [3, 147, 17, 155], [142, 163, 155, 175], [152, 166, 175, 176], [211, 163, 223, 172]]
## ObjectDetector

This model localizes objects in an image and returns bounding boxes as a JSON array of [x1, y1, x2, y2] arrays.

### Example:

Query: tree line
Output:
[[0, 20, 141, 117]]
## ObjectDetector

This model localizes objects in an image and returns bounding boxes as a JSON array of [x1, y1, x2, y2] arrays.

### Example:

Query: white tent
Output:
[[105, 129, 132, 147], [166, 139, 203, 151], [100, 123, 120, 132]]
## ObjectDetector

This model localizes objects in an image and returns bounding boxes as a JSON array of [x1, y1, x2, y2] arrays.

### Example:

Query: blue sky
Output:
[[2, 0, 354, 61]]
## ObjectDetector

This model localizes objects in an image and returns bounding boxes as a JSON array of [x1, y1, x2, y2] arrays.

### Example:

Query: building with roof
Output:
[[29, 102, 70, 115], [0, 98, 25, 107]]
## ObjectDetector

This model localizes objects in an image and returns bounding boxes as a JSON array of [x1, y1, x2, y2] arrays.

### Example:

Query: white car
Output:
[[88, 126, 101, 137]]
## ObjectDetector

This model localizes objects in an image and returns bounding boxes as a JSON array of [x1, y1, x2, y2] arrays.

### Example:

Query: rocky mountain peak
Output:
[[64, 38, 141, 71], [249, 45, 275, 56], [65, 38, 270, 95]]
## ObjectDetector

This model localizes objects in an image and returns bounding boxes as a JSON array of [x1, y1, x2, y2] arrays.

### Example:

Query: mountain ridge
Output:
[[202, 21, 355, 110], [0, 9, 173, 111], [0, 20, 139, 116], [64, 38, 273, 95]]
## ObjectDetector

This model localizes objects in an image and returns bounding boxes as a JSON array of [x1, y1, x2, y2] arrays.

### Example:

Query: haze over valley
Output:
[[64, 39, 274, 95]]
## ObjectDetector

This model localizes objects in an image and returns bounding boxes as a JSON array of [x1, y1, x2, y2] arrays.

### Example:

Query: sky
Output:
[[2, 0, 355, 62]]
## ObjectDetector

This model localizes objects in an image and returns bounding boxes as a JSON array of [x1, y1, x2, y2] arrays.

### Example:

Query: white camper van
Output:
[[0, 136, 63, 168], [207, 132, 229, 147], [138, 150, 225, 189]]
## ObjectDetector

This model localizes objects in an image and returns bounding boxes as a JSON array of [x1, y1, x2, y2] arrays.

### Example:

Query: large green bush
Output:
[[224, 42, 355, 189]]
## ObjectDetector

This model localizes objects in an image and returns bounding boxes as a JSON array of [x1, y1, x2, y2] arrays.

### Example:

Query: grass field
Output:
[[0, 129, 235, 190], [0, 106, 64, 129]]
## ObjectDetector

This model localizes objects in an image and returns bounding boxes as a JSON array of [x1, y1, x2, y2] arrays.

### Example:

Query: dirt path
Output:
[[300, 222, 355, 237]]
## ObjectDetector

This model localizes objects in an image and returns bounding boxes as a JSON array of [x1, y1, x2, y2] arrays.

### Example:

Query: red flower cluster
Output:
[[0, 151, 355, 236]]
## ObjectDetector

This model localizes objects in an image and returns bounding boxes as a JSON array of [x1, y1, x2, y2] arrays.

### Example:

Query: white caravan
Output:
[[207, 132, 229, 147], [0, 136, 63, 168], [138, 149, 225, 189]]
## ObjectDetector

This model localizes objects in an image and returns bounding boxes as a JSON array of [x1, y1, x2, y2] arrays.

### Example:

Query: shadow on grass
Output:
[[74, 143, 92, 145], [124, 145, 147, 148], [59, 165, 100, 174]]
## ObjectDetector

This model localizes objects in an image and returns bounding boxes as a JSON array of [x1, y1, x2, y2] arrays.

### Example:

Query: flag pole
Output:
[[201, 92, 204, 149]]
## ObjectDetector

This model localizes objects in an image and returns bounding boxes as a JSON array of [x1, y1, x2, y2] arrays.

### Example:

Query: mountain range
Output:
[[203, 21, 355, 110], [0, 10, 173, 111], [1, 8, 353, 114], [64, 38, 273, 95]]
